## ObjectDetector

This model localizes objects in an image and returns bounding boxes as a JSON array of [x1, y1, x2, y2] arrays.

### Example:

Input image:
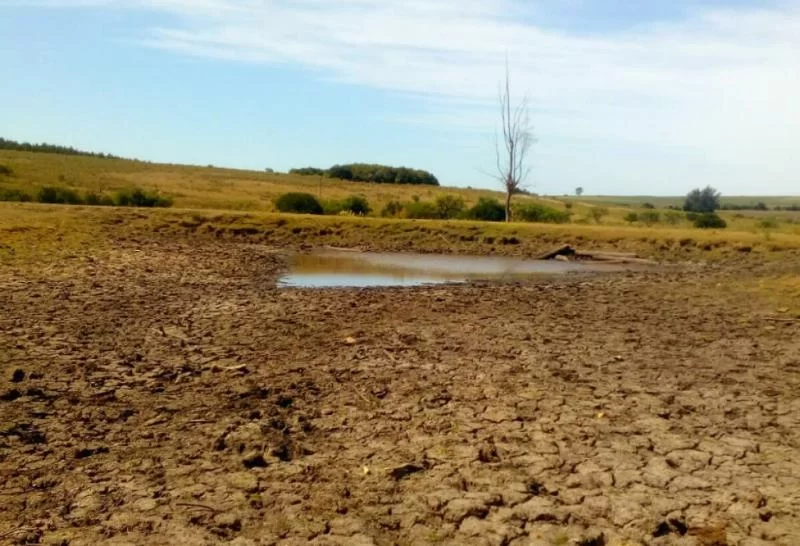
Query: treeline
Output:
[[0, 185, 172, 208], [290, 163, 439, 186], [0, 137, 120, 159]]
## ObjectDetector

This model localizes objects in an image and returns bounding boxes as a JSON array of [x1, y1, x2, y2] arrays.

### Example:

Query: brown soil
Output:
[[1, 241, 798, 546]]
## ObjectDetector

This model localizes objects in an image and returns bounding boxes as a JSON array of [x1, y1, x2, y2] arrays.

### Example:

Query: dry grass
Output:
[[3, 202, 799, 268], [3, 150, 799, 236]]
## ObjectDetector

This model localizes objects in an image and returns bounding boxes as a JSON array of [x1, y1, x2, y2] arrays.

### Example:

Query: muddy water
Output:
[[278, 250, 632, 288]]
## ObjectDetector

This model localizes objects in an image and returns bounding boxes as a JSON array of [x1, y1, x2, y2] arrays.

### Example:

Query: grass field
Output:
[[2, 150, 799, 235], [2, 149, 800, 276]]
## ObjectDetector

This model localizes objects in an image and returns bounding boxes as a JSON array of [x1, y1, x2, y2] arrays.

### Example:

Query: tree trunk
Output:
[[505, 192, 512, 222]]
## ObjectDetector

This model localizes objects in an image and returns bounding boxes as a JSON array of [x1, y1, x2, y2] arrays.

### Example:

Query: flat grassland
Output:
[[1, 150, 800, 545]]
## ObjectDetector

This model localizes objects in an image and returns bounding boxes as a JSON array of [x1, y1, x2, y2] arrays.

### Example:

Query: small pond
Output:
[[278, 250, 632, 288]]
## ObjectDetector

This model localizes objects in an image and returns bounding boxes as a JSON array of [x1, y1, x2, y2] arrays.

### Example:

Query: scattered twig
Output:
[[174, 502, 220, 513], [353, 388, 373, 406], [382, 349, 399, 363], [764, 317, 799, 323], [0, 527, 38, 540]]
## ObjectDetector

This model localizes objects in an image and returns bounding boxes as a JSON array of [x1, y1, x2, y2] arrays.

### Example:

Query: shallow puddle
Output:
[[278, 250, 632, 288]]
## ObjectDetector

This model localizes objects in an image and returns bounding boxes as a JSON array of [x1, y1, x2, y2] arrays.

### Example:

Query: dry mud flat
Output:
[[1, 242, 799, 546]]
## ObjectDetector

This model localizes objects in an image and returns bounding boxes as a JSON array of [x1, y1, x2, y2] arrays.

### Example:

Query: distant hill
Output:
[[0, 137, 121, 159]]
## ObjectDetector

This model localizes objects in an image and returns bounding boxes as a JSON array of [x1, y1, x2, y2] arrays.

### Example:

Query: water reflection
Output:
[[278, 250, 629, 288]]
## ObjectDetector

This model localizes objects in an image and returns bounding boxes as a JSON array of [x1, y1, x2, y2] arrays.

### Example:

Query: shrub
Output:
[[757, 217, 779, 230], [403, 200, 438, 219], [639, 210, 661, 226], [693, 213, 727, 229], [84, 192, 114, 206], [85, 192, 103, 206], [37, 186, 84, 205], [274, 192, 323, 214], [381, 200, 404, 218], [0, 164, 13, 176], [435, 195, 466, 219], [0, 188, 32, 202], [664, 211, 683, 225], [642, 202, 656, 209], [465, 197, 505, 222], [515, 203, 571, 224], [114, 188, 172, 208], [589, 206, 609, 224], [322, 200, 343, 215], [339, 195, 371, 216], [624, 212, 639, 224]]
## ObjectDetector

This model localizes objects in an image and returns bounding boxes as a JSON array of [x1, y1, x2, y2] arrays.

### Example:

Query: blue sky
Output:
[[1, 0, 799, 195]]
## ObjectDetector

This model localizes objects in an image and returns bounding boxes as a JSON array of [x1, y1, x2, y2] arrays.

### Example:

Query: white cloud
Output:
[[6, 0, 800, 192]]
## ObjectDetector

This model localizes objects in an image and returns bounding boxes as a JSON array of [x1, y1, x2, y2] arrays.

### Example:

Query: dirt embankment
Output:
[[1, 241, 799, 545]]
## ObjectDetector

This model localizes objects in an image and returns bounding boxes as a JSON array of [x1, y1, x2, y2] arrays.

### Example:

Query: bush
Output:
[[84, 192, 114, 206], [642, 202, 655, 209], [757, 217, 779, 230], [639, 210, 661, 226], [515, 203, 571, 224], [114, 188, 172, 208], [274, 192, 323, 214], [589, 206, 609, 224], [624, 212, 639, 224], [664, 211, 683, 225], [465, 197, 505, 222], [339, 195, 371, 216], [0, 188, 32, 202], [381, 200, 404, 218], [403, 200, 438, 219], [693, 213, 727, 229], [37, 186, 84, 205], [321, 199, 343, 215], [0, 164, 13, 176], [435, 195, 466, 219]]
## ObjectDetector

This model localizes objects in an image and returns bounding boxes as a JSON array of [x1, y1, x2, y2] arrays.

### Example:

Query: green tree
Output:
[[684, 186, 721, 213], [575, 187, 584, 196]]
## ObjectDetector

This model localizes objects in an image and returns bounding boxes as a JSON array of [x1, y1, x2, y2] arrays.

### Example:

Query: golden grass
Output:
[[3, 202, 799, 269], [3, 150, 799, 236]]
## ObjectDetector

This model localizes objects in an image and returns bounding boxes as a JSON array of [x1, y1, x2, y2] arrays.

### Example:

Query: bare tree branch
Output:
[[493, 62, 535, 222]]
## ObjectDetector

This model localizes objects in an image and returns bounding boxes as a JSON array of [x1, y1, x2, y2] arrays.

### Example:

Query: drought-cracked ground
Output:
[[1, 242, 799, 545]]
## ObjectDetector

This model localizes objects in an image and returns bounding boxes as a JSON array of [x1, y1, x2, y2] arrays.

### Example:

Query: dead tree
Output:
[[494, 63, 535, 222]]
